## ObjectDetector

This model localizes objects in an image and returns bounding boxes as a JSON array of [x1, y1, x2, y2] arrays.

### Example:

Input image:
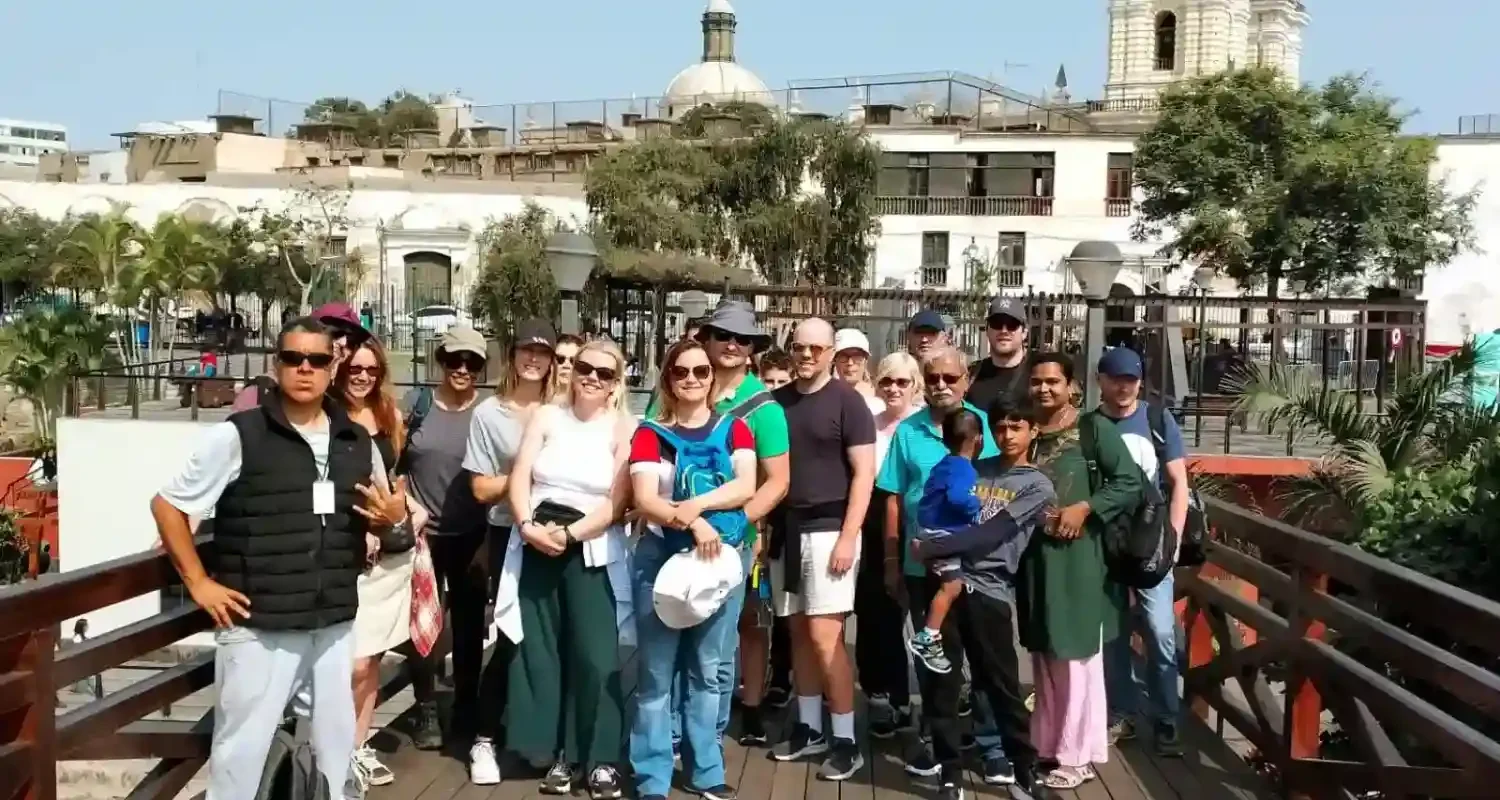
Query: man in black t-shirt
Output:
[[966, 296, 1031, 411], [767, 317, 877, 782]]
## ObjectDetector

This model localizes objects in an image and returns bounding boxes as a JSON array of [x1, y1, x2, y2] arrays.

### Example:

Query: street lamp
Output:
[[1190, 266, 1214, 447], [1065, 241, 1124, 409], [679, 290, 710, 322], [544, 231, 599, 336]]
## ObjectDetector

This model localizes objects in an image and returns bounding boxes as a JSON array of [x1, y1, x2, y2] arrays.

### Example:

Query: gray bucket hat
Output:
[[695, 301, 770, 350]]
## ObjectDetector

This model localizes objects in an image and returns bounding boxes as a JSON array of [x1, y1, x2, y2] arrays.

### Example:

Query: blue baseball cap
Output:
[[1097, 347, 1143, 379], [909, 309, 946, 332]]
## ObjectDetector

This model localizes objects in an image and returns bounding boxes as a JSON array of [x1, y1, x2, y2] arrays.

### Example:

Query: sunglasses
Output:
[[345, 365, 381, 377], [708, 328, 756, 347], [878, 377, 913, 389], [988, 317, 1024, 332], [574, 361, 619, 383], [278, 350, 335, 369], [925, 372, 965, 387], [790, 343, 828, 358], [669, 364, 713, 382], [555, 354, 574, 365], [440, 352, 485, 372]]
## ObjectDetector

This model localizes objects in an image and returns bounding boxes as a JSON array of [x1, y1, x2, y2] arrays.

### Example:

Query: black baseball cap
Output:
[[513, 318, 557, 350], [909, 309, 946, 332], [986, 296, 1026, 325]]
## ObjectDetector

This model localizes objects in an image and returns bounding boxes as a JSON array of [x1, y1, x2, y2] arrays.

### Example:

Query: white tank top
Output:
[[530, 405, 619, 515]]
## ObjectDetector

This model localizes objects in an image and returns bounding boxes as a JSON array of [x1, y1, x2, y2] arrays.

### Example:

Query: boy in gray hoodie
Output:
[[911, 395, 1054, 795]]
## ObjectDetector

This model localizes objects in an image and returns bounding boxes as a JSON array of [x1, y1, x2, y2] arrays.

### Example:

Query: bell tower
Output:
[[702, 0, 737, 63], [1104, 1, 1308, 102]]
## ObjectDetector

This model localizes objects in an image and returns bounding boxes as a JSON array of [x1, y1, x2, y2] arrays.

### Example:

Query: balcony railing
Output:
[[920, 265, 950, 288], [875, 196, 1054, 217], [996, 268, 1025, 288], [1105, 197, 1133, 217], [1084, 97, 1162, 114]]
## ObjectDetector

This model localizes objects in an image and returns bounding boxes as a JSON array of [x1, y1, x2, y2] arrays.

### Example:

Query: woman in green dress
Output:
[[1017, 353, 1143, 790]]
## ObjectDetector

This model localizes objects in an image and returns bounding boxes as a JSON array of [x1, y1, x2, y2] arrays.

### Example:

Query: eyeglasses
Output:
[[877, 377, 913, 389], [345, 365, 382, 377], [669, 364, 713, 382], [574, 361, 619, 383], [278, 350, 335, 369], [555, 353, 574, 365], [440, 352, 486, 372], [708, 328, 756, 347], [925, 372, 965, 387], [988, 317, 1024, 332], [789, 343, 828, 358]]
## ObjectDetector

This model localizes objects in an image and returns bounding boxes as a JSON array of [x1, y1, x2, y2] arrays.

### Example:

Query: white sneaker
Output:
[[470, 737, 502, 785], [353, 746, 393, 787]]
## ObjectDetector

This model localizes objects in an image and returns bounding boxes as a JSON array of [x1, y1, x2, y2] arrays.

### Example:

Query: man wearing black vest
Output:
[[150, 317, 409, 800]]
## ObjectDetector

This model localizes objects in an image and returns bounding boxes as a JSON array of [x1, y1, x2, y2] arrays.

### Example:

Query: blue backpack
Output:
[[640, 415, 749, 549]]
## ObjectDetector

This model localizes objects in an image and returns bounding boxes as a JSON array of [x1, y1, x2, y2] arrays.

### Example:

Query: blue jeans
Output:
[[672, 545, 752, 745], [631, 536, 744, 797], [1104, 571, 1181, 726]]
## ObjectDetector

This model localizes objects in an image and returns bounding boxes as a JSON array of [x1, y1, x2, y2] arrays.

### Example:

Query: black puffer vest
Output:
[[212, 390, 371, 631]]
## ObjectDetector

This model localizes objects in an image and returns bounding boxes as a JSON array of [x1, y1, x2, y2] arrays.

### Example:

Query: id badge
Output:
[[312, 480, 336, 515]]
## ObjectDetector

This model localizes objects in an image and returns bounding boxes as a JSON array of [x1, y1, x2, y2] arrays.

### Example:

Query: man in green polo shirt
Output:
[[876, 346, 1013, 782], [648, 302, 790, 747]]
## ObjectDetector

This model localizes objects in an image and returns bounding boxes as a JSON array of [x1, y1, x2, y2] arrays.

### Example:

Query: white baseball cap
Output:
[[652, 546, 745, 629], [834, 328, 871, 355]]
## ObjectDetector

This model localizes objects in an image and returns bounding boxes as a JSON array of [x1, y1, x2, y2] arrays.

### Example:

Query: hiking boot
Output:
[[1154, 720, 1183, 758], [469, 738, 501, 786], [411, 700, 443, 751], [539, 759, 574, 795], [907, 629, 953, 674], [1108, 717, 1137, 746], [587, 765, 624, 800], [817, 738, 863, 781], [769, 723, 828, 762]]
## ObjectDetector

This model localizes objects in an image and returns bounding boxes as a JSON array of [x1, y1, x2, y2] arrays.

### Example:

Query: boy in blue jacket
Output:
[[908, 407, 987, 674]]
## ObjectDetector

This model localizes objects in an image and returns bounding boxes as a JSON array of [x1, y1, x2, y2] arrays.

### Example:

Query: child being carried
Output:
[[908, 407, 986, 674]]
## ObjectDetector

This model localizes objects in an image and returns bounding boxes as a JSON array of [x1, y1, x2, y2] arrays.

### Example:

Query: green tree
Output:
[[244, 182, 354, 313], [1132, 68, 1475, 296], [585, 116, 880, 288], [305, 90, 439, 146], [0, 306, 112, 449], [678, 100, 776, 139], [468, 203, 562, 342], [129, 215, 224, 365], [0, 208, 65, 302]]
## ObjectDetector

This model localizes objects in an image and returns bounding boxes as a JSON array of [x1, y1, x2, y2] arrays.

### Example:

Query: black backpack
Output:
[[1145, 404, 1209, 568], [1081, 411, 1175, 589], [254, 721, 329, 800], [395, 387, 436, 474]]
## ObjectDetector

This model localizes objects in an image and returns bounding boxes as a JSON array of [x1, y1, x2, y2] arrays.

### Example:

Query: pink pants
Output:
[[1030, 650, 1109, 767]]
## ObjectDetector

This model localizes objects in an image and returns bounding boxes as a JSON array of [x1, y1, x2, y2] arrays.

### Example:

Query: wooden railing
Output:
[[1180, 498, 1500, 798]]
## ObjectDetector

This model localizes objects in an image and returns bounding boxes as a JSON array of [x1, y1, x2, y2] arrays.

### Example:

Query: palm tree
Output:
[[130, 215, 223, 365], [1231, 339, 1500, 532], [57, 204, 142, 360], [0, 306, 111, 451]]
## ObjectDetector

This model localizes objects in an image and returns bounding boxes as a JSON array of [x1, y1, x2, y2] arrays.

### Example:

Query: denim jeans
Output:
[[1104, 571, 1181, 726], [631, 536, 744, 797], [672, 544, 752, 745]]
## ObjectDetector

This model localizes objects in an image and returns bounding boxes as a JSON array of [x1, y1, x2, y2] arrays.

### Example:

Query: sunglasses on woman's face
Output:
[[669, 364, 713, 382], [440, 353, 485, 372], [878, 377, 913, 389], [278, 350, 335, 369], [346, 365, 381, 377], [574, 361, 618, 383], [555, 353, 574, 365]]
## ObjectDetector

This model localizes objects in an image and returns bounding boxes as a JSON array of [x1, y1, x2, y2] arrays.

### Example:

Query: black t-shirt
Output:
[[772, 378, 877, 531], [966, 357, 1031, 414]]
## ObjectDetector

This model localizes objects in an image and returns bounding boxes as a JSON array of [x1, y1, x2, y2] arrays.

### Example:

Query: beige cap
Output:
[[439, 325, 488, 359]]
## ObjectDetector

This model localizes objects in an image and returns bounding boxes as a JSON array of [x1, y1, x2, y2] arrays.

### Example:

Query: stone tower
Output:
[[1104, 0, 1309, 102], [702, 0, 737, 63]]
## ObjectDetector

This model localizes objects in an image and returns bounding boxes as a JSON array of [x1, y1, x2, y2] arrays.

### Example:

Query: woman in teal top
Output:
[[1018, 353, 1142, 791]]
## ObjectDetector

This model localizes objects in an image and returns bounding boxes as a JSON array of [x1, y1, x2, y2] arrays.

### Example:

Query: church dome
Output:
[[663, 62, 774, 118]]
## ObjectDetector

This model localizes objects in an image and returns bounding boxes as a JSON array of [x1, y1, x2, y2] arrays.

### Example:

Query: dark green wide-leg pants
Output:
[[506, 543, 624, 768]]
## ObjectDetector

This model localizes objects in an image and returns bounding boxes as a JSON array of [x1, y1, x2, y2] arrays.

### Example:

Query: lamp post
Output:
[[679, 290, 710, 326], [544, 231, 599, 336], [1191, 266, 1215, 447], [1065, 241, 1124, 410]]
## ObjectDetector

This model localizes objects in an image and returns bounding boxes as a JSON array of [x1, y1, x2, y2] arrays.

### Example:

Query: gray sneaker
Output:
[[1107, 717, 1137, 746]]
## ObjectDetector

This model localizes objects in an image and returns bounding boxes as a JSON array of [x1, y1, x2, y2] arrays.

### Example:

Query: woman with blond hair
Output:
[[460, 318, 558, 785], [335, 336, 428, 793], [856, 350, 925, 736], [501, 338, 635, 800]]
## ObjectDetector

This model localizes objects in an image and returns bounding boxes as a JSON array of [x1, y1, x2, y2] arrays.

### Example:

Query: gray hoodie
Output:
[[919, 460, 1055, 603]]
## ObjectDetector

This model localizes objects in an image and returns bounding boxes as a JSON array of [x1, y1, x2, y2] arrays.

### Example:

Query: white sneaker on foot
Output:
[[470, 737, 502, 785]]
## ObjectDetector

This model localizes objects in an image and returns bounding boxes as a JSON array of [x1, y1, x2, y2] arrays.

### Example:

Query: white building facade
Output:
[[1105, 0, 1308, 102], [0, 118, 68, 168]]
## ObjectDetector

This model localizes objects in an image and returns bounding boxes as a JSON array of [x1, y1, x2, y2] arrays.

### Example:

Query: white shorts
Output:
[[770, 530, 861, 618]]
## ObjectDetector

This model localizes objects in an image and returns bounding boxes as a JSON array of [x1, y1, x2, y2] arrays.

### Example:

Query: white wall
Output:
[[57, 418, 215, 643], [1428, 138, 1498, 345]]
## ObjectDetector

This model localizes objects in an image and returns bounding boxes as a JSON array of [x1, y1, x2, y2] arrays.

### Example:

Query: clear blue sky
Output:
[[5, 0, 1490, 149]]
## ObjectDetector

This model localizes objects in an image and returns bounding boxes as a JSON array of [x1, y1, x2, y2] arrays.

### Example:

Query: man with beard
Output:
[[966, 296, 1031, 412]]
